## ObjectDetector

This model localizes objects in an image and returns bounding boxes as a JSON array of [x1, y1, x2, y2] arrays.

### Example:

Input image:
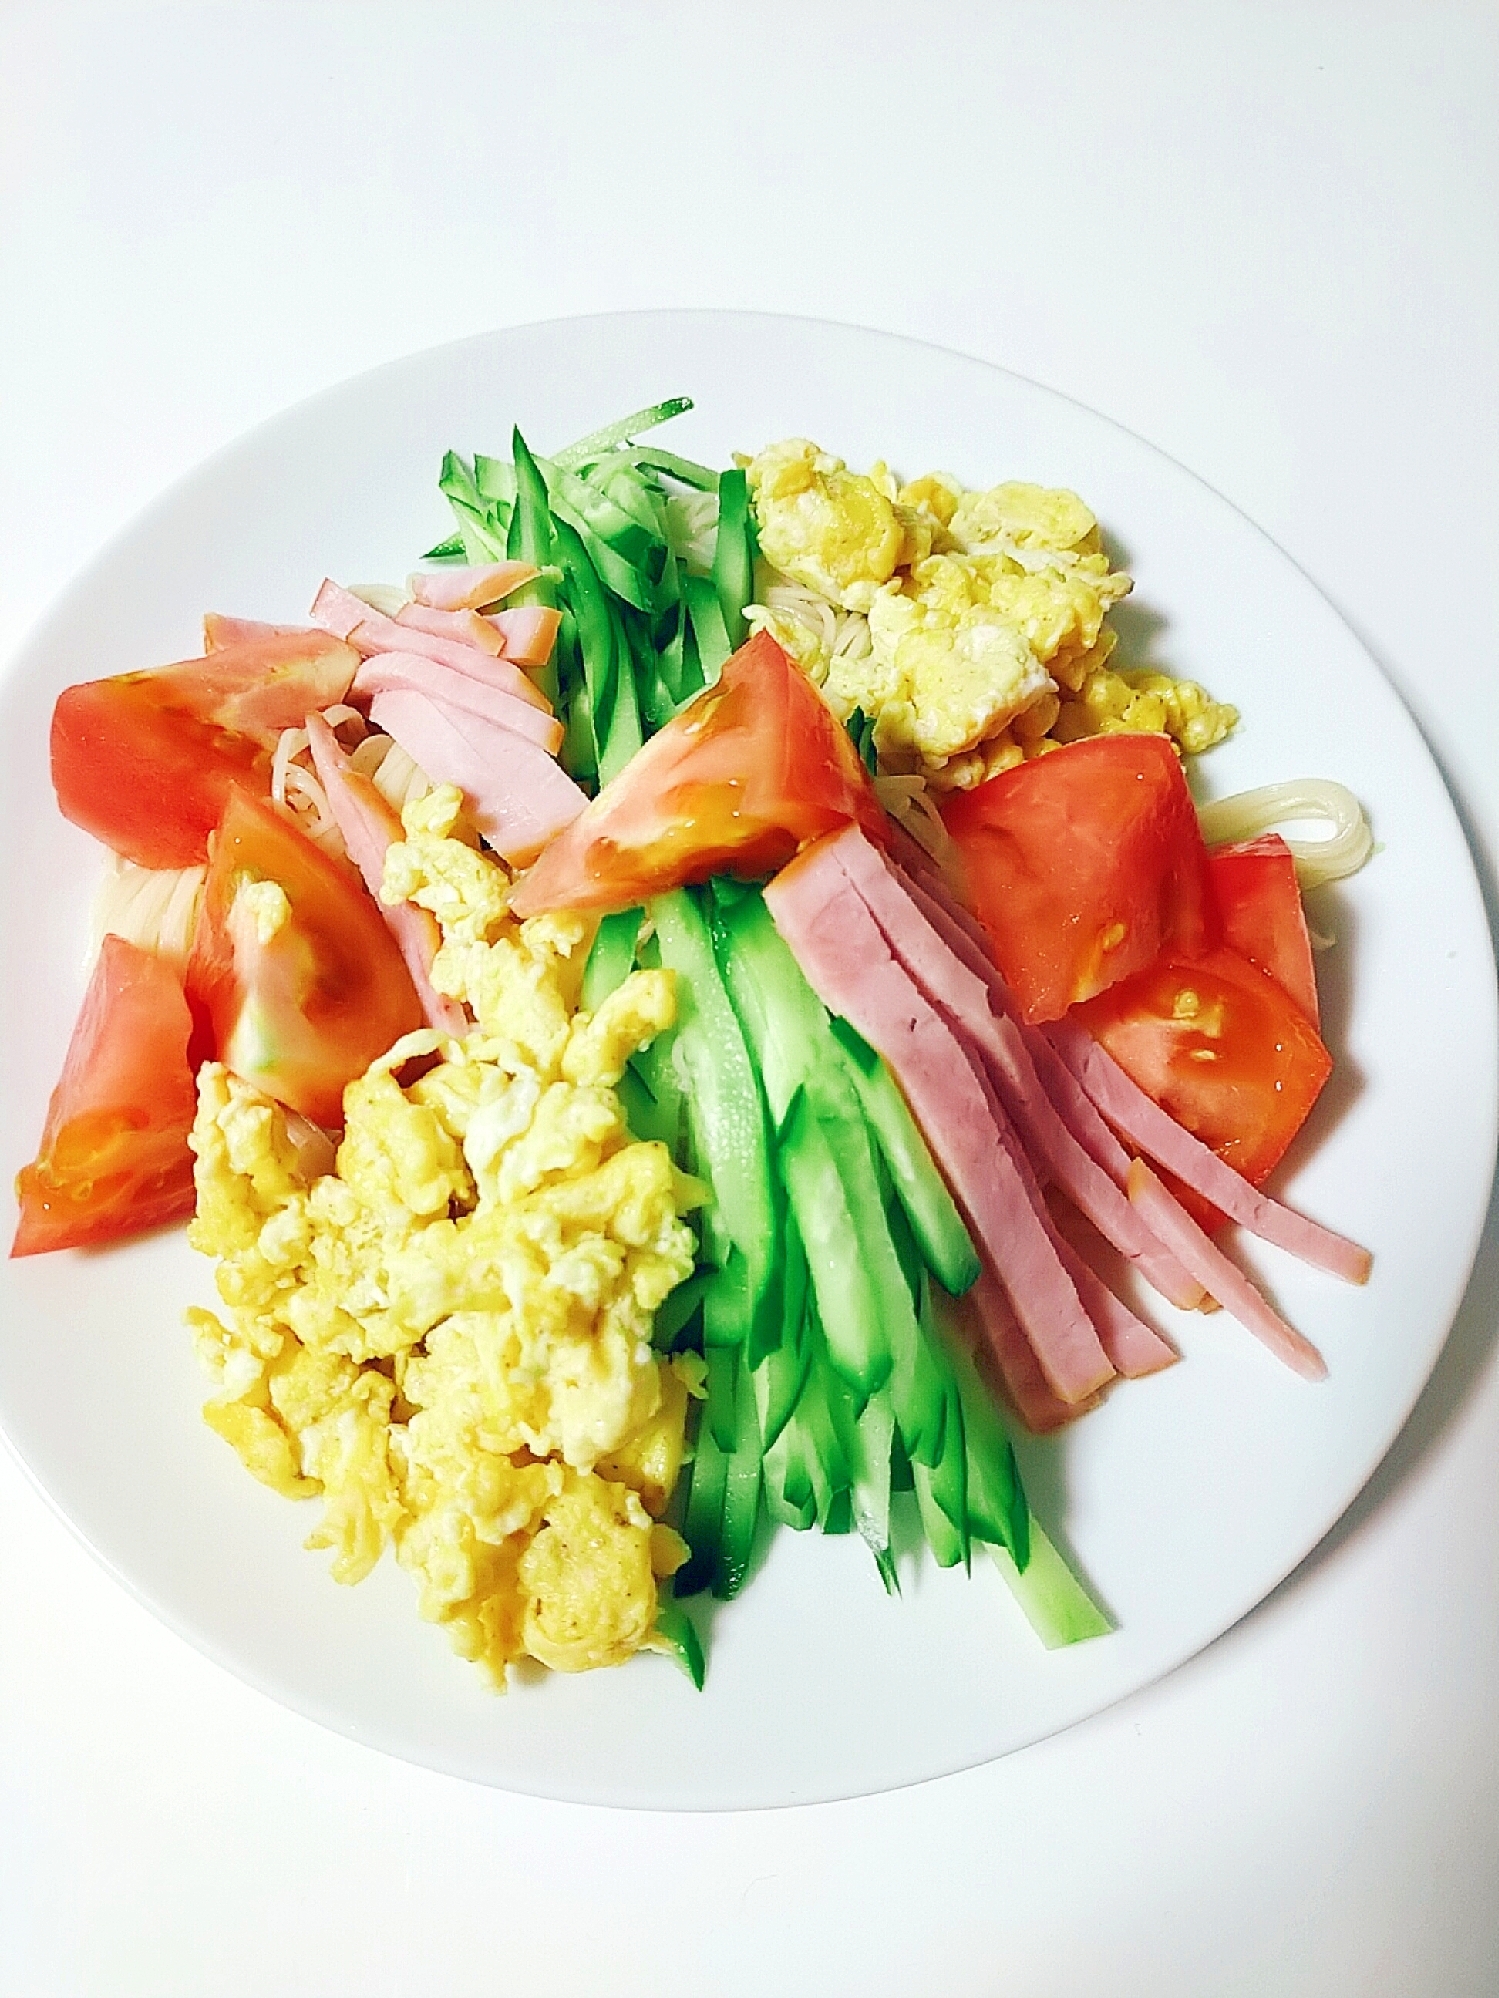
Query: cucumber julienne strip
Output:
[[552, 395, 695, 471], [581, 906, 643, 1011], [987, 1526, 1113, 1648], [830, 1016, 980, 1300], [715, 1346, 764, 1599], [651, 1594, 706, 1688], [651, 890, 780, 1370], [712, 466, 755, 654]]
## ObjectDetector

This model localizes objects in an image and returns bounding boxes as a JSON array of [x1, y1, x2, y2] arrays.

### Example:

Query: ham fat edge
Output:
[[765, 825, 1373, 1407]]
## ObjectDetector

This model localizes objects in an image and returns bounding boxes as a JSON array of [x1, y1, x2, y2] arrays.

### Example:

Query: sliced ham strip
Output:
[[1046, 1017, 1373, 1286], [1127, 1160, 1328, 1381], [395, 601, 506, 656], [765, 840, 1114, 1405], [1052, 1232, 1178, 1378], [408, 562, 538, 612], [970, 1030, 1179, 1382], [303, 713, 468, 1038], [310, 578, 552, 715], [966, 1269, 1100, 1433], [828, 828, 1206, 1312], [486, 604, 563, 667], [984, 1011, 1206, 1310], [368, 687, 585, 868], [351, 652, 564, 757]]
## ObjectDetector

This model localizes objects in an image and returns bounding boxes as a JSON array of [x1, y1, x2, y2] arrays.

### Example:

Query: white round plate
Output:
[[1, 313, 1493, 1810]]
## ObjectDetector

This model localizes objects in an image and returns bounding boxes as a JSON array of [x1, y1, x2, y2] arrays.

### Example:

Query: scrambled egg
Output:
[[745, 440, 1237, 789], [747, 437, 912, 611], [186, 784, 702, 1685]]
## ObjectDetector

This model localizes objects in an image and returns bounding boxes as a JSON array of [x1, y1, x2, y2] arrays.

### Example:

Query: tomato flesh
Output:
[[50, 634, 358, 870], [52, 677, 271, 869], [186, 790, 424, 1127], [12, 934, 200, 1255], [1074, 943, 1332, 1193], [1207, 834, 1319, 1025], [941, 734, 1214, 1024], [509, 629, 887, 917]]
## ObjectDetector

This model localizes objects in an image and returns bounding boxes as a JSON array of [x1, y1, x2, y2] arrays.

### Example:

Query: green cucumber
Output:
[[987, 1524, 1113, 1649], [552, 396, 695, 471], [650, 890, 779, 1365], [676, 1344, 734, 1597], [651, 1592, 706, 1688], [681, 572, 733, 685], [714, 1347, 763, 1599], [581, 907, 643, 1011], [925, 1280, 1029, 1568], [712, 465, 754, 652], [830, 1017, 980, 1298]]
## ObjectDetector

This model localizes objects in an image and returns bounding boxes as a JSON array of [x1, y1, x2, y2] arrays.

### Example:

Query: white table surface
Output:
[[2, 5, 1495, 1993]]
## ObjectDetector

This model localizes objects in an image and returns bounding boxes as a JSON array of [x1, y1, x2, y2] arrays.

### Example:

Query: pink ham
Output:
[[967, 1269, 1100, 1433], [486, 604, 562, 666], [368, 686, 585, 867], [351, 652, 565, 757], [765, 840, 1114, 1405], [303, 713, 467, 1038], [1046, 1018, 1374, 1286], [1127, 1160, 1328, 1380], [310, 578, 552, 715], [965, 1021, 1179, 1383], [395, 601, 506, 656], [1052, 1231, 1178, 1377], [408, 562, 538, 612], [829, 828, 1205, 1311]]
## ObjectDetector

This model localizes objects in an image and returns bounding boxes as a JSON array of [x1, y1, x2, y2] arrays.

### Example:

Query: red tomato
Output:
[[186, 790, 424, 1127], [941, 734, 1215, 1023], [12, 935, 199, 1256], [1074, 943, 1332, 1193], [52, 677, 271, 870], [50, 633, 358, 870], [1208, 834, 1319, 1025], [509, 629, 887, 917]]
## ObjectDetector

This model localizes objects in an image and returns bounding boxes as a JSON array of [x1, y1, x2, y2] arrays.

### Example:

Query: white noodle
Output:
[[1196, 779, 1373, 889], [271, 726, 309, 804], [281, 763, 343, 853], [270, 723, 346, 857], [873, 774, 964, 893], [88, 856, 205, 972], [747, 573, 875, 688], [364, 737, 431, 812]]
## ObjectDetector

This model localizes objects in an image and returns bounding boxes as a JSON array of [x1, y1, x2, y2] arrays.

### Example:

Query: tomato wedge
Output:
[[186, 790, 424, 1127], [53, 677, 272, 870], [941, 734, 1215, 1024], [1074, 943, 1332, 1194], [12, 935, 199, 1256], [50, 632, 358, 870], [1208, 834, 1319, 1025], [509, 629, 887, 917]]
